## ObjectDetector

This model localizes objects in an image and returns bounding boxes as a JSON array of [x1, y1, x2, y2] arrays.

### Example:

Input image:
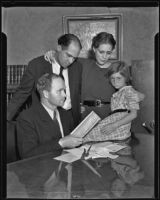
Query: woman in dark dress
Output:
[[80, 32, 116, 119]]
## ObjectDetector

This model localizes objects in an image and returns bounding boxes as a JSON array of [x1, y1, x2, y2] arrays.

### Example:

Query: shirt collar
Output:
[[41, 103, 57, 120], [51, 52, 67, 74]]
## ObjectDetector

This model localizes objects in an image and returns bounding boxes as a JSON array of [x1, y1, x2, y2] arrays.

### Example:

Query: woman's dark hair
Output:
[[106, 61, 132, 85], [88, 32, 116, 59], [58, 33, 82, 50]]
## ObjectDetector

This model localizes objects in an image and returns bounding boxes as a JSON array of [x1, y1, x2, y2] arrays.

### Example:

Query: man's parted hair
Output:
[[58, 33, 82, 50], [37, 73, 61, 96]]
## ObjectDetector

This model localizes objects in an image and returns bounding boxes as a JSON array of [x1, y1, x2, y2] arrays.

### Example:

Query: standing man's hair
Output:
[[58, 34, 82, 50]]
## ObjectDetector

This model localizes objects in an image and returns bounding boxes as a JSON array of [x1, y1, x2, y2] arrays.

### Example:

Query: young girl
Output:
[[83, 61, 143, 142]]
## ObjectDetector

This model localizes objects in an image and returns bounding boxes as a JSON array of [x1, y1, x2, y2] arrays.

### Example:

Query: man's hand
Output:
[[59, 135, 83, 148], [44, 50, 55, 64]]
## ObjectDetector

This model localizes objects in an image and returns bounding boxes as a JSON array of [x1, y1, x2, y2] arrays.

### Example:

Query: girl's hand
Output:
[[44, 50, 55, 64], [137, 92, 145, 102], [127, 91, 145, 102]]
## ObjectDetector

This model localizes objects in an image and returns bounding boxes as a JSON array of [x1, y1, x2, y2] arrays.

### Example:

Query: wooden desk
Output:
[[7, 133, 154, 199]]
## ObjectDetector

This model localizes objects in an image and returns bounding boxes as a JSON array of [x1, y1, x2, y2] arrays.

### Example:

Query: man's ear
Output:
[[57, 45, 62, 52], [43, 90, 49, 99]]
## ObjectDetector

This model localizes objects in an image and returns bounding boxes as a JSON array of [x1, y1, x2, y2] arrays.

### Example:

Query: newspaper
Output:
[[70, 111, 101, 138]]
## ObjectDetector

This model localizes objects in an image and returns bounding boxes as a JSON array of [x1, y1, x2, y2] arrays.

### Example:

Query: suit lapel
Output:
[[58, 107, 72, 136], [44, 60, 52, 74], [37, 103, 61, 133], [37, 103, 53, 122]]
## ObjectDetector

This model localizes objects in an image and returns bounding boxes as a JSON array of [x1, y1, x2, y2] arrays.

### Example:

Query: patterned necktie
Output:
[[59, 66, 64, 79]]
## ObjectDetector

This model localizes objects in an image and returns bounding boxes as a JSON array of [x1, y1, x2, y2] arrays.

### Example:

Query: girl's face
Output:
[[93, 43, 113, 66], [110, 72, 127, 90]]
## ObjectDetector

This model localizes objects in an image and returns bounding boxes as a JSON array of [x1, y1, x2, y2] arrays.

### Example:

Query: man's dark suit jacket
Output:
[[7, 55, 82, 128], [17, 102, 73, 159]]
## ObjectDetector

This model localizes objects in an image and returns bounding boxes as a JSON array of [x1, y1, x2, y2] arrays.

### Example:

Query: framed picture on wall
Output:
[[62, 14, 122, 60]]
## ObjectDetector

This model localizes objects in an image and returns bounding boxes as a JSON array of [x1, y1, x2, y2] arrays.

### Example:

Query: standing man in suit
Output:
[[7, 34, 82, 129], [17, 73, 83, 159]]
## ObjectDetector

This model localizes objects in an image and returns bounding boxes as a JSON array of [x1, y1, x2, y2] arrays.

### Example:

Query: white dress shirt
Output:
[[52, 58, 72, 110], [41, 103, 64, 138]]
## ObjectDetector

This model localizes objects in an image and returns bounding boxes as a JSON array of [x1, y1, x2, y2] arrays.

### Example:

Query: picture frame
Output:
[[62, 14, 122, 60]]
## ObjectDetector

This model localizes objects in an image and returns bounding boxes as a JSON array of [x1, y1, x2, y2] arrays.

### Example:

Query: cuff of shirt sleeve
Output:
[[58, 139, 64, 148]]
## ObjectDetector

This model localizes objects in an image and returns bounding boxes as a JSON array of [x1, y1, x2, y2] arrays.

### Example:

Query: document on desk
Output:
[[54, 142, 127, 162], [89, 141, 127, 152], [80, 142, 127, 159], [54, 152, 82, 163]]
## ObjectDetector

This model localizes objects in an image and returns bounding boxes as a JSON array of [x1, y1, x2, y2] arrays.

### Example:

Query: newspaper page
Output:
[[70, 111, 101, 138]]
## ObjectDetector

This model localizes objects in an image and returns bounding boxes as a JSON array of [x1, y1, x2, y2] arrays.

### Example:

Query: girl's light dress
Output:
[[83, 86, 140, 142]]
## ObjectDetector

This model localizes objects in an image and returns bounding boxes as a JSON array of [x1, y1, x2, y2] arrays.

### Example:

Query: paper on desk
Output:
[[64, 147, 117, 160], [54, 142, 126, 162], [80, 142, 127, 159], [65, 143, 123, 160], [54, 148, 86, 163], [82, 142, 126, 152], [86, 152, 119, 159], [79, 146, 118, 159], [54, 152, 81, 163], [65, 148, 85, 156], [105, 143, 127, 152], [65, 142, 126, 160]]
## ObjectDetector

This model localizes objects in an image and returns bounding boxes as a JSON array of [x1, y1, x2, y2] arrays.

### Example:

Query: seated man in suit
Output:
[[17, 73, 82, 159]]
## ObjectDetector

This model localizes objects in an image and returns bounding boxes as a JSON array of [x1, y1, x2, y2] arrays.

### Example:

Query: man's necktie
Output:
[[53, 110, 61, 133], [59, 66, 64, 79]]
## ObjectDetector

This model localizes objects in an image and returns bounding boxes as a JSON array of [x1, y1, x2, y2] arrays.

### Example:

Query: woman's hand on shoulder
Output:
[[127, 87, 145, 103], [137, 91, 145, 102]]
